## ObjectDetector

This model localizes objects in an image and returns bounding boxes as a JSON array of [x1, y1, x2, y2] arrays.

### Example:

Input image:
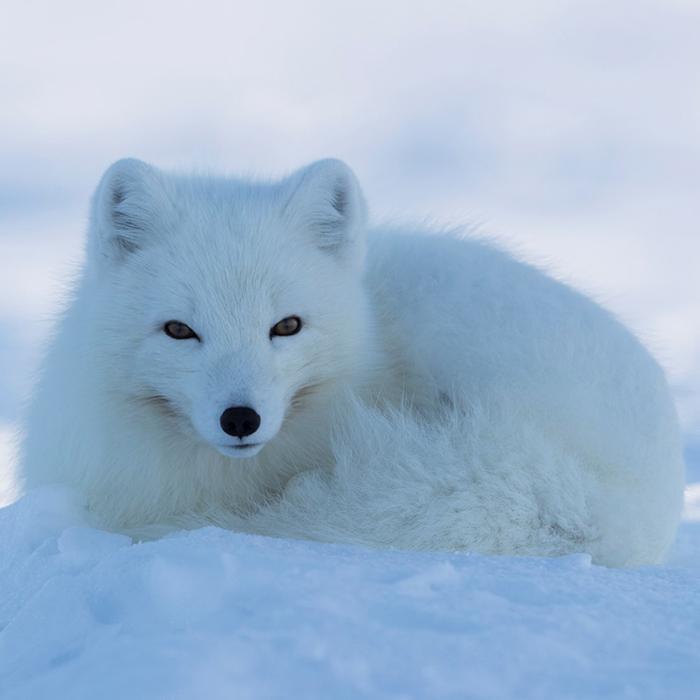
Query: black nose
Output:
[[219, 406, 261, 438]]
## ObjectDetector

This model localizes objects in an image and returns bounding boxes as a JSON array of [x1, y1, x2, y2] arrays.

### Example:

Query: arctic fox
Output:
[[20, 158, 684, 566]]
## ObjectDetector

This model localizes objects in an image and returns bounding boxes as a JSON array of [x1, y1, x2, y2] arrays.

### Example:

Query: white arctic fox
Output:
[[20, 158, 684, 566]]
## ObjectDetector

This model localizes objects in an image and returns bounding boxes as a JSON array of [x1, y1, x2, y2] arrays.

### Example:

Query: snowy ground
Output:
[[1, 468, 699, 699]]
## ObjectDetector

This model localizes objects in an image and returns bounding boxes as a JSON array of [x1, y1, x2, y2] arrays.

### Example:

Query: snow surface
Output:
[[1, 481, 699, 700]]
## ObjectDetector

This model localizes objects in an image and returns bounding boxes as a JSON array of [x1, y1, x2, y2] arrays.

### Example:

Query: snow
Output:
[[1, 481, 699, 699], [0, 425, 18, 508]]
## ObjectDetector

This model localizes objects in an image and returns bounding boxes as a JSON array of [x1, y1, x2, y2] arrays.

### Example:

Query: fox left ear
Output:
[[88, 158, 170, 264], [283, 159, 368, 266]]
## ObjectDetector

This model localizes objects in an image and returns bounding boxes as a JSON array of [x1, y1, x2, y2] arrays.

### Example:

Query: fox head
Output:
[[85, 158, 371, 459]]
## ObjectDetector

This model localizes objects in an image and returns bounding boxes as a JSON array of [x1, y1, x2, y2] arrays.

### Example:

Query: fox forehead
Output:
[[134, 238, 332, 344], [147, 176, 333, 277], [140, 251, 321, 325], [162, 180, 291, 257]]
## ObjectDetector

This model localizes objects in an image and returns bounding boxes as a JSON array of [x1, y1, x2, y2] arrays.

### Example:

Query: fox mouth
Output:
[[214, 441, 267, 458]]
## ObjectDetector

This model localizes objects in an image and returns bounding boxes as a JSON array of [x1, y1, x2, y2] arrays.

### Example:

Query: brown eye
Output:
[[164, 320, 198, 340], [270, 316, 302, 338]]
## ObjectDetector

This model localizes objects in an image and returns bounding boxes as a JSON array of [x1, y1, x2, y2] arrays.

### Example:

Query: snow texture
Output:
[[1, 482, 698, 700]]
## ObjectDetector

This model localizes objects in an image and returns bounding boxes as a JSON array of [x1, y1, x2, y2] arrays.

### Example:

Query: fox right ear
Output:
[[89, 158, 168, 262], [282, 159, 368, 268]]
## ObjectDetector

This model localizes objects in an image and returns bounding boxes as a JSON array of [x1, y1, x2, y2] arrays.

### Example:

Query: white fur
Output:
[[19, 158, 685, 566]]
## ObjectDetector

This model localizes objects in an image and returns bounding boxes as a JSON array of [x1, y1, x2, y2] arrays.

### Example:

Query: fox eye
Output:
[[164, 320, 199, 340], [270, 316, 302, 338]]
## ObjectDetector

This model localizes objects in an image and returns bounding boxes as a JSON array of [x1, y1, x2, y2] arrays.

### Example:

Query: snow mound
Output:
[[1, 486, 699, 699]]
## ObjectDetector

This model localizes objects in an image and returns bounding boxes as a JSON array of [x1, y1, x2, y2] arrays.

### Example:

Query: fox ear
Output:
[[89, 158, 168, 262], [283, 159, 368, 265]]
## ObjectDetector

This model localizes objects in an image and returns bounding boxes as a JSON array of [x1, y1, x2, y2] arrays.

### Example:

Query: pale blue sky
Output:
[[1, 1, 699, 467]]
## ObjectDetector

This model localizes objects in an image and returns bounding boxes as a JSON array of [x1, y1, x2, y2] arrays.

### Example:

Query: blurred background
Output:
[[1, 0, 698, 491]]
